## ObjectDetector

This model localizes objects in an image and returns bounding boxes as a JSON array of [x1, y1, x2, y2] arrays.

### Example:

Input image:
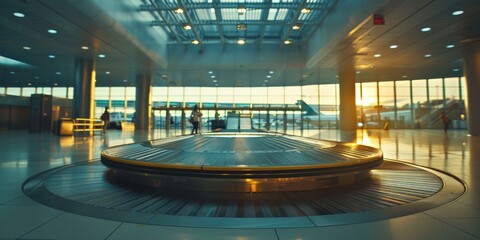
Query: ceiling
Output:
[[0, 0, 479, 88]]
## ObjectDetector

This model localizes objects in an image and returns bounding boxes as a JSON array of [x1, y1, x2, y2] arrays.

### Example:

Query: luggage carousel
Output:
[[100, 132, 384, 192], [23, 132, 465, 228]]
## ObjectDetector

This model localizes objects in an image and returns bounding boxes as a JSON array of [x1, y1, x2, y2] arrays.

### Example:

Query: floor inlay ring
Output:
[[23, 159, 465, 228]]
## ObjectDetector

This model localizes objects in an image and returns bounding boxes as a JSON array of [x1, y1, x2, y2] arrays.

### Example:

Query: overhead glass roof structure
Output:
[[139, 0, 338, 45]]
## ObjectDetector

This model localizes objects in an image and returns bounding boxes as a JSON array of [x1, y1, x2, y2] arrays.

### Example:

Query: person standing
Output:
[[101, 106, 110, 133], [440, 112, 450, 133], [190, 105, 202, 135]]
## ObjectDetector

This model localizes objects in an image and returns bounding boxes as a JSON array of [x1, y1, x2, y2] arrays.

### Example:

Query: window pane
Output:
[[22, 87, 36, 97], [7, 87, 21, 96], [52, 87, 67, 98]]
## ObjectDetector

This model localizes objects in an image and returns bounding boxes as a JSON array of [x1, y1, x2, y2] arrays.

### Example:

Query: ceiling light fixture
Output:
[[424, 54, 432, 58], [13, 12, 25, 18], [48, 54, 55, 59], [292, 25, 301, 30], [56, 72, 61, 75], [237, 7, 247, 14], [192, 40, 199, 45], [374, 54, 381, 58], [452, 10, 464, 16], [81, 46, 89, 50], [269, 71, 274, 74], [98, 54, 106, 58], [237, 24, 247, 30], [284, 40, 292, 45], [184, 25, 191, 30], [301, 8, 311, 14], [106, 71, 110, 74], [389, 44, 398, 49], [174, 8, 184, 14], [211, 75, 215, 78], [23, 46, 31, 50], [47, 29, 57, 34], [237, 39, 246, 45], [208, 71, 213, 74], [421, 27, 431, 32], [446, 44, 455, 48], [453, 68, 460, 72]]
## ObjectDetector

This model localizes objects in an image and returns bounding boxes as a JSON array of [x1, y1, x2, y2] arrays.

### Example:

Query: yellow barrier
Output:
[[73, 118, 104, 136]]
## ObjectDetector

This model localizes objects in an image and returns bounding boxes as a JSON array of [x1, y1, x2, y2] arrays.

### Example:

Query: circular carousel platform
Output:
[[23, 133, 466, 228], [100, 133, 384, 192]]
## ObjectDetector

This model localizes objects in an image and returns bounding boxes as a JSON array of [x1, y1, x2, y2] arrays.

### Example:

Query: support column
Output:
[[463, 40, 480, 136], [73, 58, 95, 118], [135, 74, 152, 130], [338, 58, 357, 142]]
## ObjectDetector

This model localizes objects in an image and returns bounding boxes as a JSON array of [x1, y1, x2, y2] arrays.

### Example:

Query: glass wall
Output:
[[0, 76, 468, 133]]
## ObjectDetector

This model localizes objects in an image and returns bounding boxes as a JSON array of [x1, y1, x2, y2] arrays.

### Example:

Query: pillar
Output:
[[135, 74, 152, 130], [338, 57, 357, 142], [463, 40, 480, 136], [73, 58, 95, 118]]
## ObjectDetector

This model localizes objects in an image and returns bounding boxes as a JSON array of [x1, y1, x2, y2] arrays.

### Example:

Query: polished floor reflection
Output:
[[1, 129, 479, 240]]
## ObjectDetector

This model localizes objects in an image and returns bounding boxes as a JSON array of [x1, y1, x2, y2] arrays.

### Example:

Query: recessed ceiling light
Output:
[[13, 12, 25, 18], [424, 54, 432, 58], [266, 75, 272, 78], [301, 8, 311, 14], [212, 79, 217, 83], [174, 8, 184, 14], [292, 25, 301, 30], [183, 25, 191, 30], [236, 24, 247, 30], [48, 29, 57, 34], [211, 75, 215, 78], [264, 79, 269, 82], [402, 75, 408, 78], [10, 71, 15, 74], [34, 76, 39, 79], [453, 68, 460, 72], [237, 39, 246, 45], [208, 71, 213, 74], [105, 71, 110, 74], [192, 40, 199, 45], [56, 72, 61, 75], [446, 44, 455, 49], [374, 54, 381, 58], [452, 10, 464, 16], [81, 46, 89, 50], [23, 46, 31, 50], [389, 44, 398, 49], [54, 83, 58, 86], [98, 54, 106, 58], [123, 79, 128, 82], [284, 40, 292, 45], [421, 27, 431, 32], [356, 71, 361, 74], [28, 83, 32, 86], [48, 54, 55, 59], [269, 71, 274, 74]]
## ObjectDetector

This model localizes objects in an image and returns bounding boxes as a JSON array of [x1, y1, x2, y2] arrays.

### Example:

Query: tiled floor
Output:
[[1, 129, 479, 240]]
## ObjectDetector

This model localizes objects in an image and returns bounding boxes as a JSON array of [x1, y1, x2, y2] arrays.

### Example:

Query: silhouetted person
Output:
[[101, 107, 110, 133], [440, 112, 450, 133], [190, 105, 202, 135]]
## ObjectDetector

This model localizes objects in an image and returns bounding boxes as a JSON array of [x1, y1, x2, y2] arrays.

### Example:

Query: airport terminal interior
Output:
[[1, 0, 480, 239]]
